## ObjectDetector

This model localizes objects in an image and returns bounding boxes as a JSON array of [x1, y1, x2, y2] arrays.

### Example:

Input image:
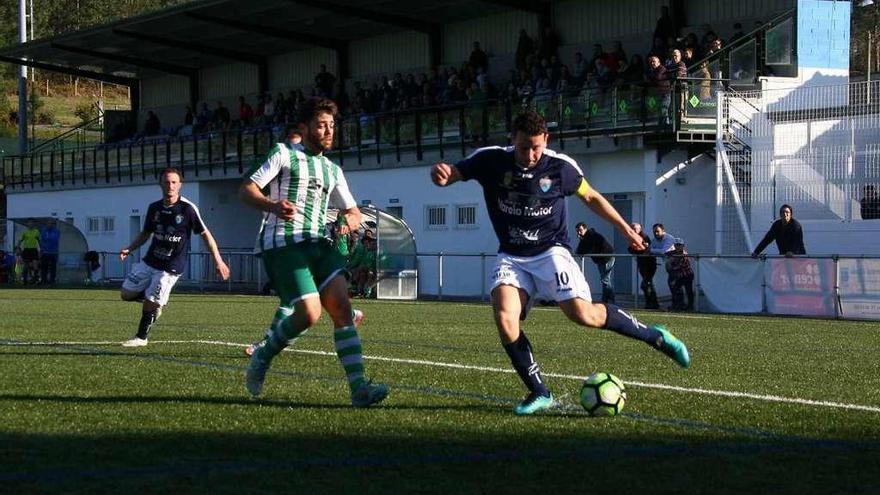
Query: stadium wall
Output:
[[139, 75, 190, 133]]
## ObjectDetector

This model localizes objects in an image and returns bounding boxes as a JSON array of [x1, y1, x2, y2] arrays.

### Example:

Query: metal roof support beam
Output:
[[51, 43, 197, 77], [482, 0, 549, 26], [0, 55, 137, 86], [113, 29, 267, 65], [189, 71, 199, 110], [286, 0, 438, 34], [184, 12, 343, 51]]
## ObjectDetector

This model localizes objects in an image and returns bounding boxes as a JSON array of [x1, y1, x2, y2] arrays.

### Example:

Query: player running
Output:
[[239, 97, 388, 407], [119, 167, 230, 347], [430, 110, 690, 415]]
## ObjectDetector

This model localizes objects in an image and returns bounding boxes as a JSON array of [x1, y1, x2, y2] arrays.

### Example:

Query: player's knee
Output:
[[120, 290, 138, 301]]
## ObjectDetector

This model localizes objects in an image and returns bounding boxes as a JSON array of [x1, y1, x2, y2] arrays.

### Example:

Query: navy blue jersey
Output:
[[142, 197, 206, 274], [456, 146, 585, 256]]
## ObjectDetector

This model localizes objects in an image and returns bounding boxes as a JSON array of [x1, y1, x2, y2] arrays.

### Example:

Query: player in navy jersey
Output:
[[431, 110, 690, 415], [119, 168, 230, 347]]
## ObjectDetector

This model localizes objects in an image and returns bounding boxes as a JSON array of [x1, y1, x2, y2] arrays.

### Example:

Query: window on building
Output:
[[87, 216, 115, 234], [386, 206, 403, 218], [425, 205, 447, 229], [456, 204, 477, 227]]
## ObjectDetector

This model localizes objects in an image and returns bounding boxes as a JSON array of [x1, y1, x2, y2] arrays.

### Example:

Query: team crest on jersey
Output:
[[175, 214, 184, 225], [539, 176, 552, 192], [153, 211, 160, 222]]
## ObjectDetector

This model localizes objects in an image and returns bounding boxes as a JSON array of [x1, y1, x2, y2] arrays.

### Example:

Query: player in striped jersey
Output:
[[239, 97, 388, 407]]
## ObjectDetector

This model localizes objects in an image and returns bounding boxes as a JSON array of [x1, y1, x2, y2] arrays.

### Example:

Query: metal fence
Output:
[[69, 251, 880, 321]]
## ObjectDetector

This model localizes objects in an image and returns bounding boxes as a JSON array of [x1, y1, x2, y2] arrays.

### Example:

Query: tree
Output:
[[851, 2, 880, 76]]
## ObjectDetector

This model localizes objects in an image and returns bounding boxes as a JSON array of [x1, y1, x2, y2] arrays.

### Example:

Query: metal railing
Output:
[[1, 85, 676, 191], [49, 250, 879, 321]]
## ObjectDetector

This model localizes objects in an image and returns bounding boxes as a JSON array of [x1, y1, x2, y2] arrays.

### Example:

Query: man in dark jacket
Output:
[[575, 222, 616, 303], [751, 204, 806, 257], [629, 222, 659, 309]]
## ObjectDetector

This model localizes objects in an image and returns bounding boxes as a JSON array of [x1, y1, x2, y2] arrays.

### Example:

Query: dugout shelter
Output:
[[2, 217, 90, 285]]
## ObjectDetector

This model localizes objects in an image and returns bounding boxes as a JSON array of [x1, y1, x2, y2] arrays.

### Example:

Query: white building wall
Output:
[[269, 48, 337, 91], [442, 10, 539, 69], [349, 31, 430, 80], [200, 63, 260, 102], [140, 75, 190, 133]]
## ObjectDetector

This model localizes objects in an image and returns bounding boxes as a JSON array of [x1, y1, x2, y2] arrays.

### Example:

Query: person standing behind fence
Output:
[[666, 238, 695, 311], [574, 222, 616, 304], [751, 204, 806, 258], [119, 167, 230, 347], [16, 220, 41, 285], [630, 223, 659, 309], [39, 219, 61, 285]]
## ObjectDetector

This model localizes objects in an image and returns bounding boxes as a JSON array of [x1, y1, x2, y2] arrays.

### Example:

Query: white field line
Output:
[[8, 338, 880, 414]]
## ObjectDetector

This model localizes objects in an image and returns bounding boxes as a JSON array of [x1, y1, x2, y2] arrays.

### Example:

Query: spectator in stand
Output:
[[196, 102, 213, 130], [654, 5, 676, 46], [238, 96, 254, 127], [730, 22, 745, 43], [572, 52, 588, 87], [183, 105, 194, 127], [214, 101, 231, 130], [39, 218, 61, 285], [682, 46, 696, 66], [666, 49, 688, 120], [751, 204, 806, 257], [469, 41, 489, 73], [333, 82, 350, 115], [144, 111, 160, 136], [706, 37, 723, 58], [620, 54, 645, 85], [629, 223, 659, 309], [537, 25, 560, 61], [666, 238, 694, 311], [861, 184, 880, 220], [697, 62, 713, 101], [315, 64, 336, 98], [648, 36, 667, 61], [589, 44, 606, 75], [263, 94, 275, 124], [515, 29, 535, 71], [645, 55, 671, 124], [700, 24, 717, 50], [609, 41, 627, 74], [575, 222, 616, 304]]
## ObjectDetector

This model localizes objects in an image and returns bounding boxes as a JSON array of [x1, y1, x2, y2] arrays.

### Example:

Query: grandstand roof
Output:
[[0, 0, 546, 85]]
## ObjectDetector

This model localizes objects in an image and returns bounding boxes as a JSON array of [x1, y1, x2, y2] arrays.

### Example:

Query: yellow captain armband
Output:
[[576, 178, 592, 198]]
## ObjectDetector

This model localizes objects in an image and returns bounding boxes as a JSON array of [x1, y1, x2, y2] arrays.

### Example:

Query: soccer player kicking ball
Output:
[[239, 97, 388, 407], [430, 111, 690, 415]]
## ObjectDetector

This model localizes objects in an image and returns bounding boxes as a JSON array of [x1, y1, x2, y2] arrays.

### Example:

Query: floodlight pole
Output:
[[18, 0, 28, 154]]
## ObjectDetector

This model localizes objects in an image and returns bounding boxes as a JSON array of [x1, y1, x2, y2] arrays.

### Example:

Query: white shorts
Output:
[[121, 261, 181, 306], [491, 246, 592, 304]]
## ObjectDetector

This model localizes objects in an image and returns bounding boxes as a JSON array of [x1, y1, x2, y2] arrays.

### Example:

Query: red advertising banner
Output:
[[765, 258, 836, 316]]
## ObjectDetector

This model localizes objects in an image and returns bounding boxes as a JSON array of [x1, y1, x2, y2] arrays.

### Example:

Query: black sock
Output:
[[136, 309, 159, 339], [603, 304, 662, 347], [502, 331, 550, 397]]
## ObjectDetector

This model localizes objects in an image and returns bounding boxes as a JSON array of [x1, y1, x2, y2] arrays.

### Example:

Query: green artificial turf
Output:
[[1, 289, 878, 493]]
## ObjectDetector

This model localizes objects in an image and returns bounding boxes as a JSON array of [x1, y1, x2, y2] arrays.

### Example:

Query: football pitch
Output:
[[1, 289, 879, 493]]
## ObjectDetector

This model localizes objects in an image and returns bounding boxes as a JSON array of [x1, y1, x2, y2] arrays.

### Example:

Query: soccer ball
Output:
[[579, 372, 626, 416]]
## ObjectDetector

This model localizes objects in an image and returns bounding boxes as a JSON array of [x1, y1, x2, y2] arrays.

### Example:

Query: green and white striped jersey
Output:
[[245, 143, 356, 253]]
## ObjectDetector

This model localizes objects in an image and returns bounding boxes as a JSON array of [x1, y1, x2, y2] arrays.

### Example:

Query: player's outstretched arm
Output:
[[200, 229, 230, 281], [338, 206, 362, 235], [120, 230, 152, 261], [577, 180, 643, 250], [238, 180, 296, 220], [431, 162, 463, 187]]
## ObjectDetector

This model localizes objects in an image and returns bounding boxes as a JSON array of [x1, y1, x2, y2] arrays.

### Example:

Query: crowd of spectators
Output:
[[142, 7, 750, 141]]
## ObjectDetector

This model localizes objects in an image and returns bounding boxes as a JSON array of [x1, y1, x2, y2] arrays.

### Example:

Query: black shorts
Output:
[[21, 248, 39, 262]]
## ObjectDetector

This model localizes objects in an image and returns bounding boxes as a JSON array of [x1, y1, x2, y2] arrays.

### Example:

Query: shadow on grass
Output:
[[1, 428, 878, 494]]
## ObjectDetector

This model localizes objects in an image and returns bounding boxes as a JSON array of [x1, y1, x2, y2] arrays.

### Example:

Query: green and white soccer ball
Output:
[[579, 372, 627, 416]]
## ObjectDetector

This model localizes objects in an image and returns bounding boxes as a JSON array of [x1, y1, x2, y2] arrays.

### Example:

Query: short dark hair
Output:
[[512, 110, 547, 137], [160, 167, 181, 181], [283, 123, 301, 138], [780, 204, 793, 215], [652, 223, 665, 230], [297, 97, 338, 126], [575, 222, 587, 230]]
